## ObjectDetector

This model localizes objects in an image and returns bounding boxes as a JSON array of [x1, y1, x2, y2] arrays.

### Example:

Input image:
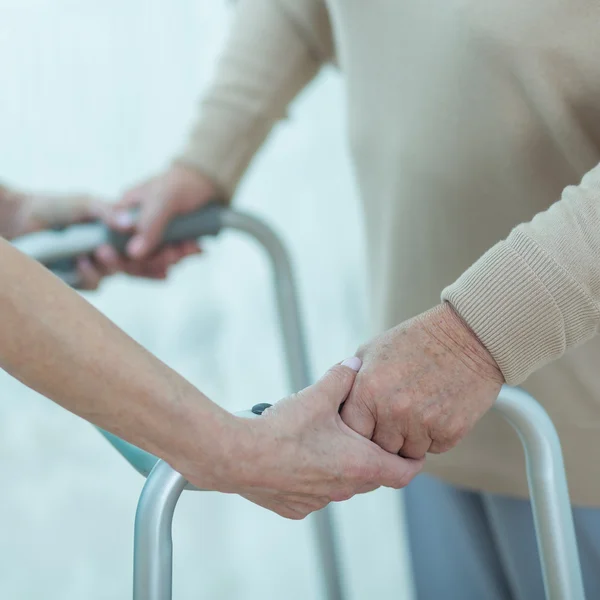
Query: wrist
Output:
[[162, 402, 257, 492], [167, 161, 223, 204], [422, 302, 505, 385], [170, 158, 230, 204]]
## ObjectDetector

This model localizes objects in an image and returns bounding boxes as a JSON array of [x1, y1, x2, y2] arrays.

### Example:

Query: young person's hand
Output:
[[175, 359, 424, 519]]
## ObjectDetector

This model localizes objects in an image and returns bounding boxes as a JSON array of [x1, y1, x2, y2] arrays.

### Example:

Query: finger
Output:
[[154, 246, 181, 270], [398, 435, 432, 460], [121, 245, 186, 279], [274, 506, 309, 520], [127, 248, 174, 274], [108, 183, 154, 231], [121, 261, 165, 280], [180, 240, 202, 256], [308, 358, 362, 410], [242, 496, 310, 520], [136, 266, 168, 280], [154, 242, 196, 266], [93, 244, 123, 276], [76, 257, 102, 291], [373, 451, 424, 490], [372, 426, 405, 455], [355, 482, 380, 495], [339, 379, 377, 440], [126, 190, 172, 259]]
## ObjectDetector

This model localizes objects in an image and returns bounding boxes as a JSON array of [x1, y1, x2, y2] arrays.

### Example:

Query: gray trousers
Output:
[[404, 475, 600, 600]]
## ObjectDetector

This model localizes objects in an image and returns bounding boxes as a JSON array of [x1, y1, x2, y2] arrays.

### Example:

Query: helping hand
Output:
[[180, 359, 423, 520]]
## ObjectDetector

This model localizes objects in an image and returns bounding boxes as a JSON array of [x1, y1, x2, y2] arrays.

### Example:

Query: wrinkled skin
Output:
[[341, 303, 504, 460]]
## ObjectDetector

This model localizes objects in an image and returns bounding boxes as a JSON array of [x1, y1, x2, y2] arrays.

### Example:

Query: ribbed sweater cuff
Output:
[[174, 111, 272, 202], [442, 230, 600, 385]]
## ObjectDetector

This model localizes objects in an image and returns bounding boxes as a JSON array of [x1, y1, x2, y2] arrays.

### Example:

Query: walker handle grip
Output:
[[107, 202, 224, 254]]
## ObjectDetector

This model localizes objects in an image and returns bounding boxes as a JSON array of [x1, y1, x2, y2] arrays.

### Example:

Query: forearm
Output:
[[0, 238, 235, 475], [176, 0, 332, 198], [443, 163, 600, 385]]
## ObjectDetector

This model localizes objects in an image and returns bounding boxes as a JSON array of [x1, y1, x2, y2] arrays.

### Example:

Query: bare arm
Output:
[[0, 237, 231, 472], [0, 239, 420, 516]]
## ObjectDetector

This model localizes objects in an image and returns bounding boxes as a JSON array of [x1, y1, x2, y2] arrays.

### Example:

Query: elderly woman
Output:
[[0, 183, 421, 518]]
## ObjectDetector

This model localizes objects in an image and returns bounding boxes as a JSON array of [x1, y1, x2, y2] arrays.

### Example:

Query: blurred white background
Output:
[[0, 1, 413, 598]]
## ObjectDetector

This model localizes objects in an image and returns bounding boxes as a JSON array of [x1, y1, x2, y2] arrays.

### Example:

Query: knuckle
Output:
[[388, 476, 407, 491], [421, 406, 439, 430], [429, 441, 452, 454], [389, 464, 417, 490], [396, 471, 415, 490], [446, 421, 469, 445], [431, 426, 464, 453], [313, 497, 330, 511]]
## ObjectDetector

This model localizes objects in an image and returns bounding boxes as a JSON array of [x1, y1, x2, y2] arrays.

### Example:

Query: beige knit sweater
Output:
[[177, 0, 600, 505]]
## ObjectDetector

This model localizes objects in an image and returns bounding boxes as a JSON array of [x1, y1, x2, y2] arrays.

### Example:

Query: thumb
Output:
[[375, 451, 424, 490], [126, 190, 172, 259], [310, 357, 362, 410]]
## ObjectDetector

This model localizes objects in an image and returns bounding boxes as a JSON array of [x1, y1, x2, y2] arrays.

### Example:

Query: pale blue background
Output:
[[0, 1, 413, 598]]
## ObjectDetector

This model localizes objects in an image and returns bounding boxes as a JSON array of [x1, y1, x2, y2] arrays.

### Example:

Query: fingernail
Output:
[[341, 357, 362, 372], [127, 236, 145, 258], [114, 212, 134, 228]]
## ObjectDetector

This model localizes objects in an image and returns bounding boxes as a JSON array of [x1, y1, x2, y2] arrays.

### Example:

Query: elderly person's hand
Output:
[[86, 163, 213, 284], [100, 163, 215, 259], [178, 359, 424, 520], [340, 303, 504, 460]]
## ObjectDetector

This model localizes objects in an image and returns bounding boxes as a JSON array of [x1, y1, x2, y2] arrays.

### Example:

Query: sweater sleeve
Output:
[[442, 163, 600, 385], [174, 0, 333, 199]]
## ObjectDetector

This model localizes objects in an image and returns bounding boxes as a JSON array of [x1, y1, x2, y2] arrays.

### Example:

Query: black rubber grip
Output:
[[107, 202, 225, 254]]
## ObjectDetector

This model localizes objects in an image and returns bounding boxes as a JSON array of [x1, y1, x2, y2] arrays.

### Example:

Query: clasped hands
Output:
[[192, 302, 504, 520], [3, 174, 504, 520]]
